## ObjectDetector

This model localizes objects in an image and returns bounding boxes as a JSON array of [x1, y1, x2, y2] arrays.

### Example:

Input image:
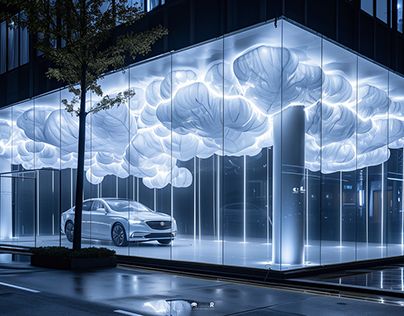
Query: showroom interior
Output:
[[1, 16, 404, 271]]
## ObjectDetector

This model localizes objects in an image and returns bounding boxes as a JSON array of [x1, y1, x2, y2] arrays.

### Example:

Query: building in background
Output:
[[0, 0, 404, 271]]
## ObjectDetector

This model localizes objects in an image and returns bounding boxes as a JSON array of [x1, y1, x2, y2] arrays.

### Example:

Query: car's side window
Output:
[[82, 201, 92, 212], [92, 201, 105, 212]]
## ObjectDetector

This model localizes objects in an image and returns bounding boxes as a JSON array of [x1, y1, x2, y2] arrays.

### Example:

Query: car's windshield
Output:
[[105, 200, 153, 212]]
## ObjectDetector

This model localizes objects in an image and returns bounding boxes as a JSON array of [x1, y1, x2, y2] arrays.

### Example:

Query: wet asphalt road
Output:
[[0, 254, 404, 315]]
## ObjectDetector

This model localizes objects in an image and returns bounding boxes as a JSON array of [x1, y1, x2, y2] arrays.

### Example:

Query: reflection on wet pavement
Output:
[[0, 254, 30, 264], [304, 265, 404, 293], [138, 299, 215, 316], [0, 256, 404, 315]]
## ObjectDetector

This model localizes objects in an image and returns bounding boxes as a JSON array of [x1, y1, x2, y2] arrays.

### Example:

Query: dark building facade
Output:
[[1, 0, 404, 271]]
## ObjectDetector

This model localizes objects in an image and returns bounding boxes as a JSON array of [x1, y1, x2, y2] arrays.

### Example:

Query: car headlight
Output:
[[130, 220, 143, 224]]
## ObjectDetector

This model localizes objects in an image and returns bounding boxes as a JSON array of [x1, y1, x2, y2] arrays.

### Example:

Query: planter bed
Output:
[[31, 247, 116, 270]]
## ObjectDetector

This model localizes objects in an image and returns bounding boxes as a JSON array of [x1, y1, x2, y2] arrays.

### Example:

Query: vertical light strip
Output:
[[132, 177, 135, 201], [70, 169, 73, 207], [52, 171, 54, 236], [305, 168, 309, 247], [36, 171, 39, 237], [266, 148, 270, 244], [366, 167, 369, 244], [212, 157, 215, 236], [170, 185, 173, 224], [198, 158, 201, 241], [243, 155, 246, 243], [401, 267, 404, 291], [217, 156, 220, 241], [386, 72, 389, 257], [402, 148, 404, 250], [381, 163, 385, 248], [116, 177, 118, 198], [340, 171, 342, 247], [193, 158, 196, 240], [153, 188, 156, 212], [381, 271, 384, 289], [51, 171, 54, 193], [170, 53, 173, 261], [136, 178, 139, 201]]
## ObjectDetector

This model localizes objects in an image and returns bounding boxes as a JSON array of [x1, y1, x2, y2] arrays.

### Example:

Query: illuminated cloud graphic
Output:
[[0, 41, 404, 188]]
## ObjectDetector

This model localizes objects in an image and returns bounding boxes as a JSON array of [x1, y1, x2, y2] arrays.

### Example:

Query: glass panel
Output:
[[128, 55, 172, 260], [34, 91, 61, 247], [357, 56, 389, 260], [170, 38, 224, 265], [361, 0, 374, 16], [8, 20, 19, 70], [387, 71, 404, 257], [223, 21, 281, 269], [86, 69, 130, 254], [398, 0, 403, 32], [19, 15, 29, 65], [0, 106, 13, 243], [281, 21, 323, 269], [0, 21, 6, 73], [376, 0, 388, 23], [11, 172, 36, 247], [9, 100, 36, 247], [147, 0, 161, 11], [321, 38, 358, 265]]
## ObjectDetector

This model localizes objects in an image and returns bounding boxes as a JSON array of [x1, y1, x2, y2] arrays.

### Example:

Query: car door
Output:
[[81, 200, 93, 239], [90, 200, 110, 240]]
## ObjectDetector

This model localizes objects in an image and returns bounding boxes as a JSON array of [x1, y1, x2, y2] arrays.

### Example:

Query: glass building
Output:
[[1, 18, 404, 271]]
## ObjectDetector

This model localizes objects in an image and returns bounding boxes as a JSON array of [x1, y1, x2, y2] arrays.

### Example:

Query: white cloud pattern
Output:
[[0, 43, 403, 188]]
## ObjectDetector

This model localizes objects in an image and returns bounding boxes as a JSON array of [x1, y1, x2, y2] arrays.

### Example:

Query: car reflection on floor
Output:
[[1, 235, 404, 271]]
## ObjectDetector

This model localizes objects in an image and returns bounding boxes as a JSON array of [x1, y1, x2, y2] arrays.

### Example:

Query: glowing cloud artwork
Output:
[[1, 21, 404, 189]]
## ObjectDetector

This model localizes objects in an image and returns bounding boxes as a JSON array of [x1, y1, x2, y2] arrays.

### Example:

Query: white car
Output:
[[61, 198, 177, 246]]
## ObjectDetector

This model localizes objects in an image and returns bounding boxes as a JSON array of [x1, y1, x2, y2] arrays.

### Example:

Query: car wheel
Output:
[[157, 239, 172, 245], [65, 221, 74, 242], [112, 223, 128, 247]]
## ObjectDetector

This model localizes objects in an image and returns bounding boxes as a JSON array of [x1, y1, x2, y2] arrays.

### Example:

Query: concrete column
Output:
[[272, 105, 305, 265], [0, 158, 12, 239]]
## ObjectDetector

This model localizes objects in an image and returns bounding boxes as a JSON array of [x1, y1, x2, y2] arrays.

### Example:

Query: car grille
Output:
[[144, 233, 174, 239], [146, 220, 172, 230]]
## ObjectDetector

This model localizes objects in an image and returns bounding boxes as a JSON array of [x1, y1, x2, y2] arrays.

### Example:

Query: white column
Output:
[[272, 105, 306, 265]]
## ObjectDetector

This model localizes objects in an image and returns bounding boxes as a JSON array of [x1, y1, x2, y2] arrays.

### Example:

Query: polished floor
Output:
[[1, 235, 403, 270], [0, 253, 404, 315]]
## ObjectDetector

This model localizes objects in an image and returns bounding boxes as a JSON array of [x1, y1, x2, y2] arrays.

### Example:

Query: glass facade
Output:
[[0, 21, 6, 74], [376, 0, 388, 23], [7, 21, 19, 70], [1, 19, 404, 270], [0, 15, 30, 74], [399, 0, 403, 32], [361, 0, 374, 16]]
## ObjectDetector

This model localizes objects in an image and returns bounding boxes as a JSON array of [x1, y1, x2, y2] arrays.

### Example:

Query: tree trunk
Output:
[[73, 0, 87, 251], [72, 71, 87, 251]]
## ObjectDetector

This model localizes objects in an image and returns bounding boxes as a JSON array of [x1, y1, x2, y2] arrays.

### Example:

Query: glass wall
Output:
[[1, 19, 404, 270], [361, 0, 374, 16], [399, 0, 403, 32]]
